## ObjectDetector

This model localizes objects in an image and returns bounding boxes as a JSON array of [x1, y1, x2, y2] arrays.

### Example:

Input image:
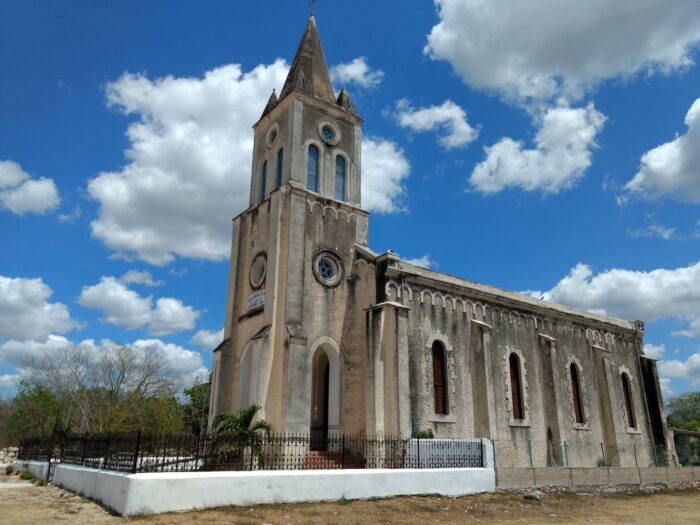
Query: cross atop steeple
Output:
[[278, 14, 336, 105]]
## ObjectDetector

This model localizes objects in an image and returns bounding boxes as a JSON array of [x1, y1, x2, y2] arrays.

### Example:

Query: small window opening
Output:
[[509, 353, 524, 420], [259, 161, 267, 204], [432, 341, 448, 415], [335, 155, 346, 201], [307, 145, 319, 192], [622, 373, 636, 429], [570, 364, 584, 424], [276, 148, 283, 187]]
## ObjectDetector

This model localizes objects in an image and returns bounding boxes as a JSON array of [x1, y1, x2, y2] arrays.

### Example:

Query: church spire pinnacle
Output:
[[279, 14, 336, 104]]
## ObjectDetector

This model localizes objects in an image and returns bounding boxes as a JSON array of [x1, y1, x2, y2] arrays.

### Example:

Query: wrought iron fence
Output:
[[19, 431, 485, 474]]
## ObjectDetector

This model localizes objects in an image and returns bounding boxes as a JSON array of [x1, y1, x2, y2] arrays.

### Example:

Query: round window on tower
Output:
[[266, 123, 280, 148], [312, 249, 344, 287], [318, 121, 340, 145], [249, 252, 267, 289]]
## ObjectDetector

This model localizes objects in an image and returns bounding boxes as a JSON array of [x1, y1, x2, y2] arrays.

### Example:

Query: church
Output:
[[209, 15, 673, 468]]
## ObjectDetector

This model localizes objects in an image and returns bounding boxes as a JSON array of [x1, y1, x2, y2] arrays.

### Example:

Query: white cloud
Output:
[[120, 270, 162, 287], [0, 335, 207, 393], [0, 160, 60, 215], [530, 262, 700, 335], [628, 223, 676, 241], [78, 277, 200, 335], [361, 137, 411, 213], [643, 343, 666, 360], [403, 254, 437, 269], [0, 276, 80, 342], [190, 328, 224, 348], [89, 62, 289, 265], [624, 97, 700, 203], [470, 103, 606, 194], [0, 374, 20, 397], [673, 317, 700, 338], [395, 99, 477, 149], [90, 61, 409, 265], [657, 349, 700, 387], [425, 0, 700, 105], [658, 377, 673, 400], [330, 57, 384, 89]]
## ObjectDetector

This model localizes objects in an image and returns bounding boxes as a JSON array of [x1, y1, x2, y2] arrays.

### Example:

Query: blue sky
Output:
[[1, 0, 699, 399]]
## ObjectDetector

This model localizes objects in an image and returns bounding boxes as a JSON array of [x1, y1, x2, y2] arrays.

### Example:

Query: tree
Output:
[[182, 376, 211, 435], [3, 382, 61, 442], [667, 391, 700, 432], [212, 405, 272, 469], [19, 343, 183, 434]]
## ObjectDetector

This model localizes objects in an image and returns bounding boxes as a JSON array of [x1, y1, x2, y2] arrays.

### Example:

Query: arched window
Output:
[[307, 145, 319, 192], [621, 373, 636, 429], [259, 161, 267, 204], [335, 155, 346, 201], [276, 148, 284, 187], [509, 353, 524, 420], [432, 341, 448, 415], [570, 364, 584, 424]]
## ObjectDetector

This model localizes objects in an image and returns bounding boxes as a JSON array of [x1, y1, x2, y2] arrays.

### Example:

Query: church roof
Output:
[[336, 88, 357, 116], [261, 89, 278, 118], [279, 14, 336, 105]]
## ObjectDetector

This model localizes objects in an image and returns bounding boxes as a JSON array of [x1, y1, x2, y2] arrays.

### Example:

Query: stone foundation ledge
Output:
[[496, 467, 699, 490]]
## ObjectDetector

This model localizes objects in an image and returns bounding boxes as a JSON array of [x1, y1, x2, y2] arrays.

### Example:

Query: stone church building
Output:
[[209, 15, 673, 468]]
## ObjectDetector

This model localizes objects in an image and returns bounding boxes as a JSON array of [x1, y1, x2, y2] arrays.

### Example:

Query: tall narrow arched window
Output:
[[259, 161, 267, 204], [335, 155, 346, 201], [621, 373, 636, 429], [307, 145, 319, 192], [570, 364, 584, 424], [276, 148, 283, 188], [509, 353, 524, 420], [432, 341, 448, 415]]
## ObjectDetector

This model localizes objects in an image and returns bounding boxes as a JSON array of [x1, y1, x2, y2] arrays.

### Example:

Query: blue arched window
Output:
[[307, 145, 319, 192], [335, 155, 346, 201], [276, 148, 284, 188], [259, 161, 267, 204]]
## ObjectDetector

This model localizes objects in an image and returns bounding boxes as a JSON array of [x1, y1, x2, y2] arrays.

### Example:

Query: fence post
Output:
[[132, 430, 141, 474], [80, 433, 87, 466], [45, 434, 53, 483], [563, 441, 569, 467], [528, 439, 533, 467], [600, 442, 606, 466], [249, 435, 254, 471], [342, 434, 346, 469], [103, 433, 111, 470], [417, 437, 421, 468], [633, 444, 638, 467]]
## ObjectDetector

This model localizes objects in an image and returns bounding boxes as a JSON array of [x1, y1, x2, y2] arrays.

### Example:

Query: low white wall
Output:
[[11, 459, 49, 480], [53, 464, 495, 516]]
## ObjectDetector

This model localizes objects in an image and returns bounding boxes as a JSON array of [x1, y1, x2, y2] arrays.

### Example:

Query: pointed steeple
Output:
[[279, 14, 336, 104], [336, 88, 357, 116], [261, 89, 278, 118]]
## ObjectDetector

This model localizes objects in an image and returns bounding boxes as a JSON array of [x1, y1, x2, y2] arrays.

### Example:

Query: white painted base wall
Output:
[[11, 459, 49, 480], [53, 464, 496, 516]]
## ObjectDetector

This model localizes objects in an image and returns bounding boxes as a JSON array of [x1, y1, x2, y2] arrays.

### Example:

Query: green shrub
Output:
[[19, 470, 34, 480], [412, 429, 434, 439]]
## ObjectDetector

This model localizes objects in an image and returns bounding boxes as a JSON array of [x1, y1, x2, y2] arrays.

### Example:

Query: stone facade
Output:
[[209, 15, 673, 468]]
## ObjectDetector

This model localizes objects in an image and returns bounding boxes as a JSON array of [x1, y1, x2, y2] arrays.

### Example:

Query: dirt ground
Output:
[[1, 474, 699, 524]]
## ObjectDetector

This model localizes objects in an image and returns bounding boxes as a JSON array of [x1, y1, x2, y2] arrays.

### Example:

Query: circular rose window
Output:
[[249, 252, 267, 289], [312, 249, 344, 287]]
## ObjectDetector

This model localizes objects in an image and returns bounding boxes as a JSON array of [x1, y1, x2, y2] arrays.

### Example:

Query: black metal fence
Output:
[[18, 431, 485, 474]]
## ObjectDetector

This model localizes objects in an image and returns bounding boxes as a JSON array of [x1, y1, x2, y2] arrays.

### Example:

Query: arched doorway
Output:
[[310, 350, 330, 450]]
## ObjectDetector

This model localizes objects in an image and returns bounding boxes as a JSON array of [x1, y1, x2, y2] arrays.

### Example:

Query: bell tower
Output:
[[210, 15, 372, 437]]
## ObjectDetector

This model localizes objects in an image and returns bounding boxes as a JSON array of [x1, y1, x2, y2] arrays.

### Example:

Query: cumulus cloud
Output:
[[403, 254, 437, 269], [425, 0, 700, 105], [673, 317, 700, 338], [0, 160, 60, 215], [624, 97, 700, 203], [470, 104, 606, 194], [529, 262, 700, 334], [79, 277, 200, 335], [90, 62, 409, 265], [627, 223, 676, 241], [657, 349, 700, 388], [89, 62, 288, 265], [395, 99, 477, 149], [330, 57, 384, 89], [643, 343, 666, 360], [0, 276, 80, 342], [361, 137, 411, 213], [120, 270, 162, 287], [0, 335, 207, 392], [190, 328, 224, 348]]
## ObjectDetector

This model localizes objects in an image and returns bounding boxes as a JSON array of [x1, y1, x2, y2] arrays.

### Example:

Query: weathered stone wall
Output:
[[0, 447, 18, 465], [383, 261, 660, 468]]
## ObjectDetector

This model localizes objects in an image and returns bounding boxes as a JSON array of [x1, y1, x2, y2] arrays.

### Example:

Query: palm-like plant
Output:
[[212, 405, 272, 469]]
